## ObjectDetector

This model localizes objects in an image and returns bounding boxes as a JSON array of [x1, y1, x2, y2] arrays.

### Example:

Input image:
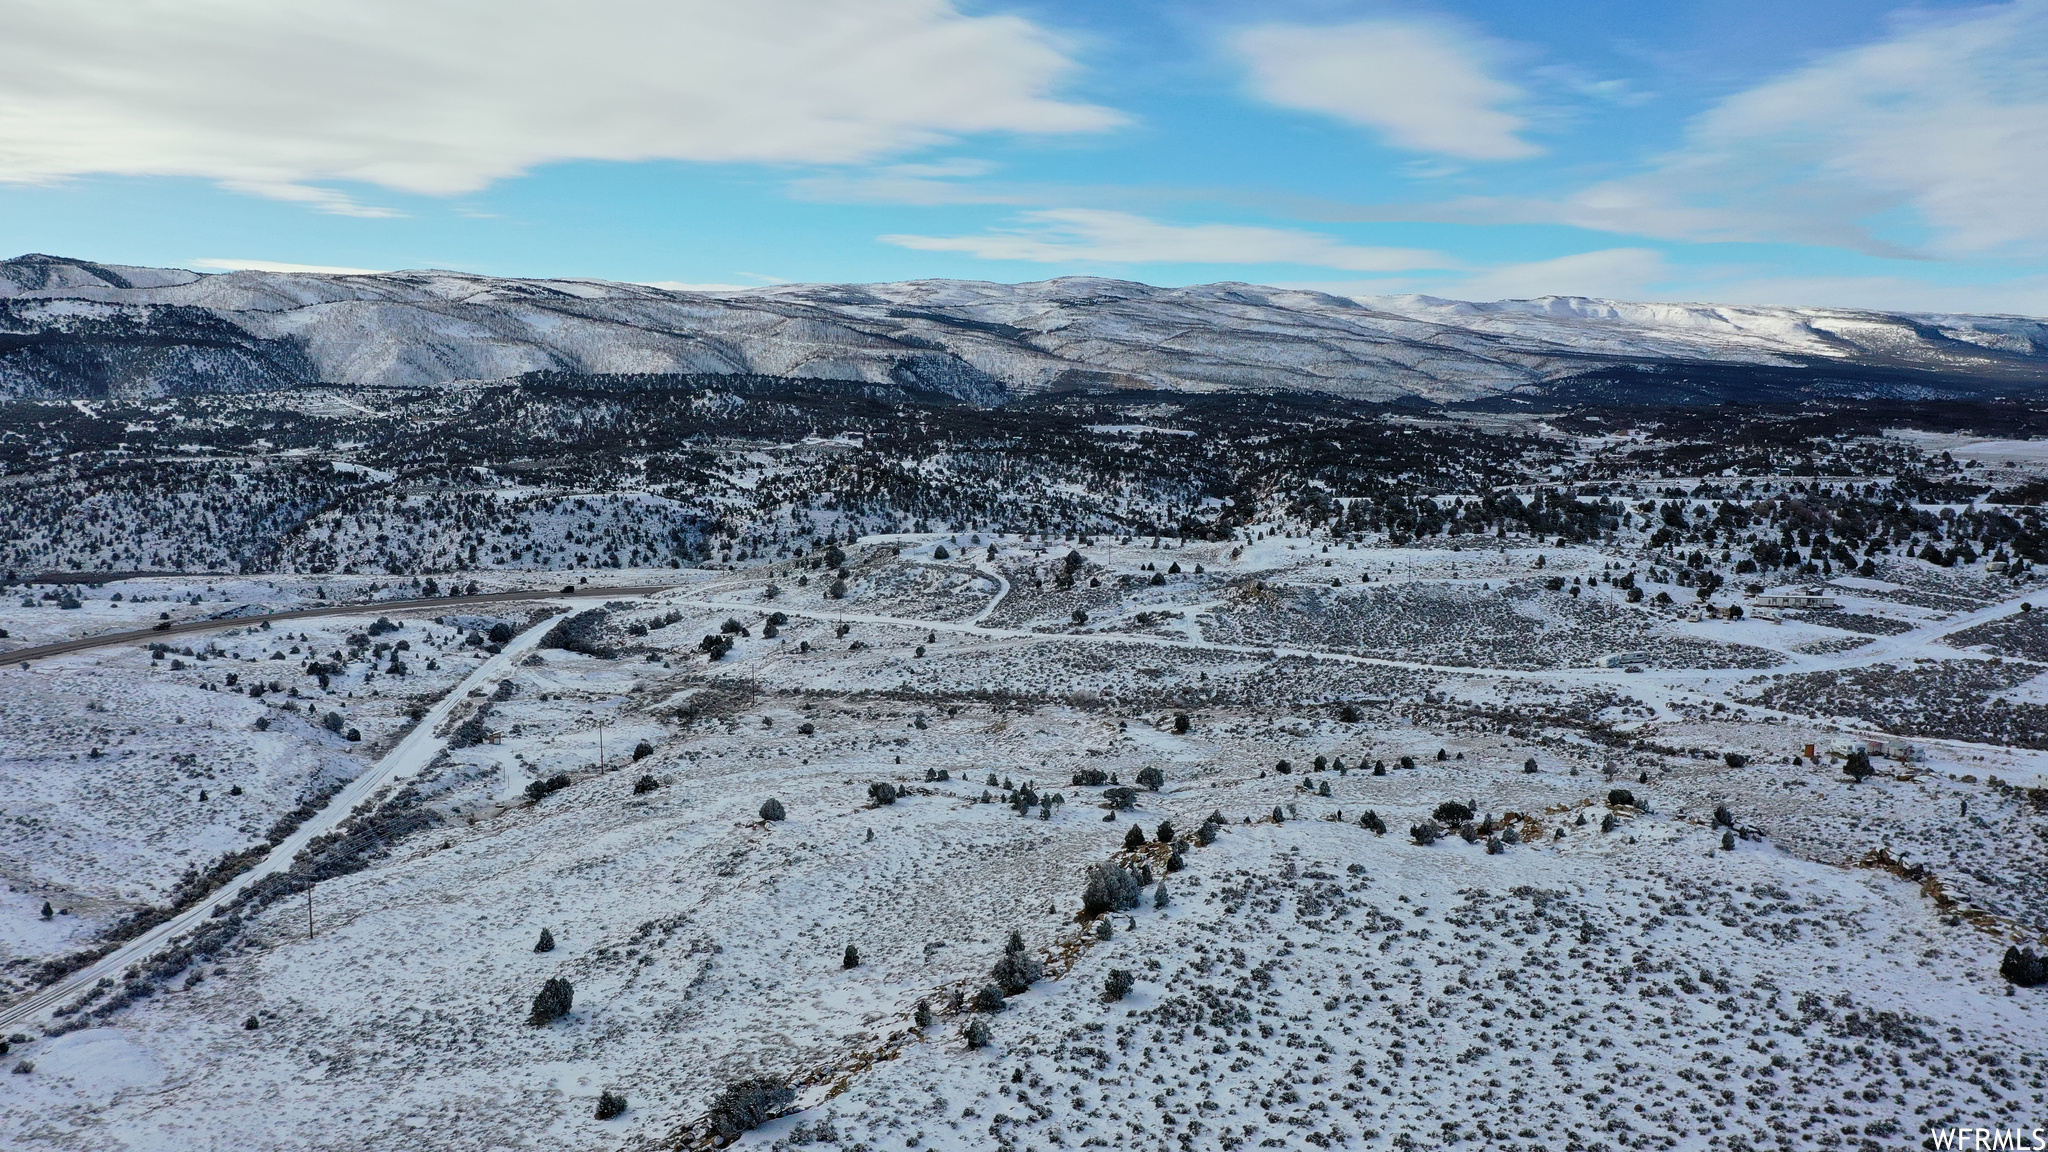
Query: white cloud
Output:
[[638, 281, 757, 294], [0, 1, 1119, 213], [1445, 248, 1670, 301], [1549, 1, 2048, 256], [190, 258, 387, 275], [881, 209, 1449, 271], [1230, 20, 1538, 160]]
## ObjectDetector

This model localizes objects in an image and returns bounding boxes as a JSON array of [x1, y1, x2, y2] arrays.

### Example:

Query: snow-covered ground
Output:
[[0, 538, 2043, 1150]]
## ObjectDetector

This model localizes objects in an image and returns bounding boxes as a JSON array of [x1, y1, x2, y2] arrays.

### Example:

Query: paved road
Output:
[[0, 605, 615, 1031], [0, 584, 684, 666]]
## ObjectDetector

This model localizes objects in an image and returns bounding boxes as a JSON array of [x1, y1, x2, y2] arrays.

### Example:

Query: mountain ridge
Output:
[[2, 252, 2044, 405]]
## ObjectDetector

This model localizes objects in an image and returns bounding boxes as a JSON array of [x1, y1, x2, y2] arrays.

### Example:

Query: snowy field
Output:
[[0, 536, 2044, 1151]]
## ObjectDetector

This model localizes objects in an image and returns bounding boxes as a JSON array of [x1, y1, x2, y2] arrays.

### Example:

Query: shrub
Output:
[[1999, 946, 2046, 988], [1082, 861, 1141, 916], [1156, 820, 1175, 843], [914, 999, 933, 1028], [843, 944, 860, 969], [1722, 830, 1737, 851], [632, 740, 653, 761], [1166, 844, 1185, 872], [706, 1077, 795, 1142], [595, 1090, 627, 1120], [1360, 810, 1386, 835], [322, 711, 345, 734], [1601, 812, 1619, 833], [1713, 803, 1734, 828], [1410, 824, 1440, 845], [973, 983, 1007, 1012], [1122, 824, 1145, 850], [1274, 759, 1291, 774], [991, 948, 1043, 996], [760, 797, 787, 821], [1173, 712, 1191, 733], [1073, 768, 1108, 787], [1844, 749, 1876, 781], [868, 782, 899, 806], [1339, 704, 1361, 723], [1154, 882, 1170, 909], [1398, 755, 1415, 770], [1101, 786, 1137, 810], [1432, 801, 1473, 825], [1486, 836, 1504, 855], [1104, 968, 1135, 1001], [1607, 788, 1636, 807], [528, 976, 574, 1025], [633, 775, 660, 794], [535, 927, 555, 953], [965, 1018, 992, 1049], [1136, 765, 1165, 791], [1523, 757, 1538, 773], [1723, 752, 1748, 768]]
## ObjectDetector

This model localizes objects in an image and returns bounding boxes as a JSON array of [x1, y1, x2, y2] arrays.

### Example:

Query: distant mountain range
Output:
[[2, 252, 2044, 406]]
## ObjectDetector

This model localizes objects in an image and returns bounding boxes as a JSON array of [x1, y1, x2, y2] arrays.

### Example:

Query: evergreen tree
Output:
[[843, 944, 860, 969], [760, 797, 787, 821], [534, 927, 555, 953], [595, 1090, 627, 1120], [1123, 824, 1145, 850], [1104, 969, 1135, 1001], [528, 977, 574, 1025]]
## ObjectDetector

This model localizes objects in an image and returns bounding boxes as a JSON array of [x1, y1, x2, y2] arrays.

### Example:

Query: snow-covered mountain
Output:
[[2, 252, 2044, 403]]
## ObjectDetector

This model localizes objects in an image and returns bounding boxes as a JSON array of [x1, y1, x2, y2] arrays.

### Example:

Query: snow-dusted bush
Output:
[[1104, 968, 1134, 1001], [534, 927, 554, 953], [991, 935, 1043, 996], [706, 1077, 794, 1141], [759, 797, 786, 821], [1136, 765, 1165, 791], [1082, 861, 1141, 916], [965, 1018, 992, 1049], [528, 977, 573, 1025], [973, 983, 1006, 1012], [595, 1090, 627, 1120], [842, 944, 860, 969], [1410, 824, 1440, 846], [868, 782, 899, 806], [1123, 825, 1145, 850], [1360, 810, 1386, 835]]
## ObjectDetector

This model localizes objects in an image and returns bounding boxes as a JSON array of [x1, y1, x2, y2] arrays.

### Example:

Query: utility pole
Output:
[[597, 718, 606, 771], [306, 888, 314, 940]]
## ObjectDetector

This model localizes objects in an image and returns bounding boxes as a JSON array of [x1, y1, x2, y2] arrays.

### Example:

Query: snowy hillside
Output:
[[2, 253, 2043, 403]]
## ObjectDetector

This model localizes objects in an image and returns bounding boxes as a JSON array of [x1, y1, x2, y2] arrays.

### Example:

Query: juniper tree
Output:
[[1410, 824, 1440, 845], [534, 927, 555, 953], [1082, 861, 1141, 916], [1713, 803, 1734, 828], [914, 999, 933, 1028], [965, 1018, 993, 1048], [1360, 810, 1386, 835], [595, 1090, 627, 1120], [1722, 830, 1737, 851], [633, 774, 660, 794], [974, 983, 1007, 1012], [843, 944, 860, 969], [1123, 824, 1145, 850], [1136, 765, 1165, 791], [760, 797, 787, 821], [1154, 882, 1170, 909], [1104, 968, 1135, 1001], [706, 1077, 795, 1142], [528, 977, 574, 1025], [991, 941, 1043, 996]]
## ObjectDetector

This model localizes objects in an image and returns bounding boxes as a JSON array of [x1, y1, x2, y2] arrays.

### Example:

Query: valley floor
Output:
[[0, 537, 2043, 1151]]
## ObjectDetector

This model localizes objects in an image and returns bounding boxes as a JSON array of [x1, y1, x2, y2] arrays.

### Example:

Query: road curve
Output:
[[0, 583, 685, 666]]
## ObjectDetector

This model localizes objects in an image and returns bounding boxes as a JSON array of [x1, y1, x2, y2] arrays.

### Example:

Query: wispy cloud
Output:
[[1230, 20, 1538, 161], [190, 258, 386, 275], [0, 1, 1121, 214], [1343, 2, 2048, 258], [881, 209, 1450, 272]]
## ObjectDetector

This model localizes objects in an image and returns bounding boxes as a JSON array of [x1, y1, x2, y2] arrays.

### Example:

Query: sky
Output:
[[1, 0, 2045, 313]]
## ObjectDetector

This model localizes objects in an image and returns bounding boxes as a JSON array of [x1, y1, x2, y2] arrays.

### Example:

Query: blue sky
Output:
[[1, 0, 2044, 312]]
